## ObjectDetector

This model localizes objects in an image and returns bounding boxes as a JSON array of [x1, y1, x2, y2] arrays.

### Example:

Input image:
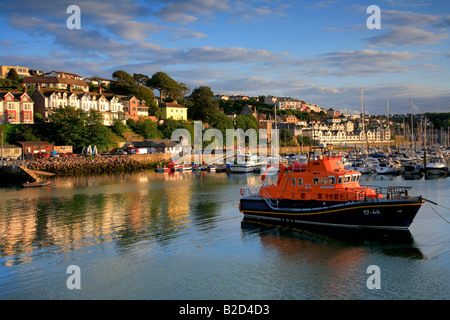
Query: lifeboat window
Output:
[[291, 178, 296, 186], [313, 177, 319, 185], [321, 177, 328, 185], [298, 178, 303, 186], [344, 175, 351, 183], [329, 176, 336, 185], [351, 175, 357, 182], [337, 176, 343, 184], [356, 175, 360, 182]]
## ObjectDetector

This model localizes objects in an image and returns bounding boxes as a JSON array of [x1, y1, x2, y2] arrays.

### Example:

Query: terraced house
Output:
[[30, 88, 126, 126], [0, 90, 34, 124]]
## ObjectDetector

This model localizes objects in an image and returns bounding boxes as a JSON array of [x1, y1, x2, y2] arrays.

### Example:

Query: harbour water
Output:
[[0, 170, 449, 300]]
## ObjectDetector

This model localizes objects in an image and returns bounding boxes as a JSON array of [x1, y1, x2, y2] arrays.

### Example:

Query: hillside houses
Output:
[[0, 90, 34, 124]]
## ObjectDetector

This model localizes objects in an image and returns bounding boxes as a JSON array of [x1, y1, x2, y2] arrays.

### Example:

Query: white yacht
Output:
[[425, 156, 448, 175]]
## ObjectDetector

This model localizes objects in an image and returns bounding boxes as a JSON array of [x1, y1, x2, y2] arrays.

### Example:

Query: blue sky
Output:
[[0, 0, 449, 115]]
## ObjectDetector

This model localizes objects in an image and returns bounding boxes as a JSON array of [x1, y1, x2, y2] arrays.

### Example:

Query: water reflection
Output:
[[240, 220, 426, 260], [0, 171, 244, 267]]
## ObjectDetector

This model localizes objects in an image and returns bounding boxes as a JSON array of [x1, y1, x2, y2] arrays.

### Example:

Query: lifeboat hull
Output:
[[240, 197, 424, 230]]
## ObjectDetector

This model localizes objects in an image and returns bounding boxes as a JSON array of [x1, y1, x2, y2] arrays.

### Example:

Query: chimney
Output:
[[98, 86, 102, 95], [68, 84, 73, 92]]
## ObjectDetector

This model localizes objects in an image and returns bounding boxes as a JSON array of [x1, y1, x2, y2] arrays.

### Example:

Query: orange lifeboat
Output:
[[240, 147, 424, 230]]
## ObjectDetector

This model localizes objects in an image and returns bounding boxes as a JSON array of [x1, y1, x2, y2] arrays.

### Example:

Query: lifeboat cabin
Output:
[[259, 153, 382, 206]]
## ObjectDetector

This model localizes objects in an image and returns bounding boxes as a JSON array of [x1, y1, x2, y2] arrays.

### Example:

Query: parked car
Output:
[[37, 153, 50, 158], [110, 149, 127, 155]]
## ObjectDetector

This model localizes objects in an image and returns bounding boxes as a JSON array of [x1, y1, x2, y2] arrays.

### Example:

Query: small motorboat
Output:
[[350, 160, 372, 174], [402, 162, 422, 175], [425, 156, 448, 175], [21, 181, 51, 188]]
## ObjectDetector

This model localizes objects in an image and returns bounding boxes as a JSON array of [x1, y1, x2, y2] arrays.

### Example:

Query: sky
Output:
[[0, 0, 449, 116]]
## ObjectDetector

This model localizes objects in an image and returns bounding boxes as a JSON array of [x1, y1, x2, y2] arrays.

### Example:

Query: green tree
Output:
[[11, 124, 40, 142], [207, 111, 234, 139], [146, 71, 179, 102], [133, 73, 149, 86], [235, 114, 258, 131], [47, 106, 113, 151], [281, 129, 294, 146], [131, 85, 157, 111], [111, 118, 127, 136], [112, 70, 136, 86], [297, 135, 311, 145], [48, 106, 87, 147], [6, 68, 21, 82], [189, 86, 218, 121], [85, 110, 111, 151], [130, 118, 162, 139], [159, 118, 180, 139]]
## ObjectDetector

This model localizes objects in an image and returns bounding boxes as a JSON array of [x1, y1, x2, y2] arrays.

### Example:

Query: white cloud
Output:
[[365, 26, 449, 47]]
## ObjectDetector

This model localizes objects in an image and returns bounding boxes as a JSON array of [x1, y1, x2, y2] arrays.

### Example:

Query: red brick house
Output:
[[18, 141, 54, 157]]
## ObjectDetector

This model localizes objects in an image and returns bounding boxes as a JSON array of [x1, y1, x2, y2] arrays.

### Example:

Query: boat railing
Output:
[[359, 185, 413, 201], [241, 184, 279, 208]]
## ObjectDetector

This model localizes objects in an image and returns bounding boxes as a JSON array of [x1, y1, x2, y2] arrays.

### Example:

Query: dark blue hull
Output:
[[240, 197, 424, 230]]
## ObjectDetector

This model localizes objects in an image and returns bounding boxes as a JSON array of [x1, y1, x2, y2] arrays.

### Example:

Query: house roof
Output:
[[0, 91, 31, 101], [162, 102, 188, 109], [23, 76, 88, 87], [18, 141, 52, 146], [134, 139, 179, 148]]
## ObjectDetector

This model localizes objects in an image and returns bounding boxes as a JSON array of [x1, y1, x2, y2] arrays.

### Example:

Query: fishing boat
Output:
[[21, 180, 51, 188], [424, 156, 448, 175], [239, 147, 424, 230]]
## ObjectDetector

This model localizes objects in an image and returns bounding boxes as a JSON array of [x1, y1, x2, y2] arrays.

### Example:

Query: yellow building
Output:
[[160, 102, 188, 121], [0, 65, 30, 78]]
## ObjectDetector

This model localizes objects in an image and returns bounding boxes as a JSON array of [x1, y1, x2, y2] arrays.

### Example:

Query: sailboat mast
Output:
[[361, 87, 368, 153], [410, 98, 414, 151], [386, 97, 390, 153]]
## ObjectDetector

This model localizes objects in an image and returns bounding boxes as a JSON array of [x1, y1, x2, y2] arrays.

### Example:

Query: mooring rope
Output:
[[425, 201, 450, 224]]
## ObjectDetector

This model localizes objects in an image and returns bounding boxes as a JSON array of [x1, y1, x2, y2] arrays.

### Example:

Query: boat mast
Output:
[[361, 87, 368, 154], [386, 97, 390, 153], [410, 98, 414, 152]]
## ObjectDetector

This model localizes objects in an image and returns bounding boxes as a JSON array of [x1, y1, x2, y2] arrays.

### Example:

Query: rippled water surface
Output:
[[0, 171, 449, 299]]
